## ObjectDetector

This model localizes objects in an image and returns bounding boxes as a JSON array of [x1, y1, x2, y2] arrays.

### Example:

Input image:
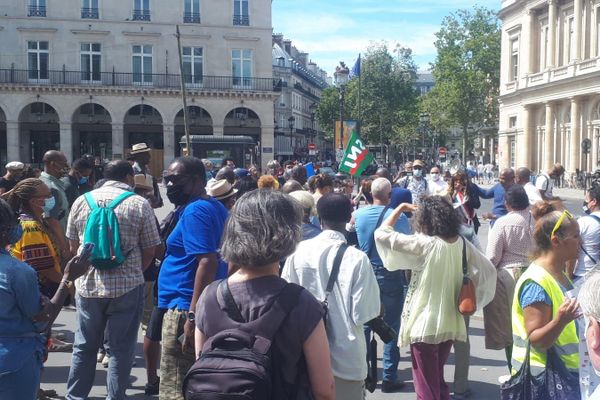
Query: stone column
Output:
[[518, 106, 532, 167], [5, 121, 21, 162], [59, 122, 73, 162], [569, 98, 580, 173], [111, 123, 125, 160], [544, 102, 554, 171], [260, 126, 275, 172], [574, 0, 582, 60], [212, 124, 224, 135], [163, 124, 176, 168], [548, 0, 557, 68]]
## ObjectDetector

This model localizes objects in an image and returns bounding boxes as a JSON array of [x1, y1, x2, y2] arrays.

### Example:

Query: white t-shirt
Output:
[[428, 178, 448, 196], [282, 230, 380, 381], [575, 212, 600, 277], [523, 182, 543, 205], [535, 173, 553, 198]]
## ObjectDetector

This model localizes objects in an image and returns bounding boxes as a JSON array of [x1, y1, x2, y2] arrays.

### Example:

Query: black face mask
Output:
[[583, 200, 592, 215], [166, 184, 191, 206]]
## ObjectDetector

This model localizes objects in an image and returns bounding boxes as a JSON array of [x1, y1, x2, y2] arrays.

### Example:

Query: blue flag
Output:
[[349, 55, 361, 79]]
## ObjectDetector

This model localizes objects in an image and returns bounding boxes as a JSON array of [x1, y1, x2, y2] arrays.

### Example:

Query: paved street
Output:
[[40, 184, 585, 399]]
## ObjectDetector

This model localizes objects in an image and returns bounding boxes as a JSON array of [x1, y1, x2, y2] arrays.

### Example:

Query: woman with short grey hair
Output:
[[193, 190, 335, 400]]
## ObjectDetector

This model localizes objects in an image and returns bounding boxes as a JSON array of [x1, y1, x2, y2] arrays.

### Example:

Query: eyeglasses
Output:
[[551, 210, 574, 238], [163, 174, 191, 186]]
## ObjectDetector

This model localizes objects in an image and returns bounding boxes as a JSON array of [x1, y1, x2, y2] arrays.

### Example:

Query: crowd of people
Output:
[[0, 146, 599, 400]]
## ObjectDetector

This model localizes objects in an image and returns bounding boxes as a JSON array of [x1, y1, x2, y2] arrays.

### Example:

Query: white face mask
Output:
[[413, 169, 423, 178], [431, 173, 440, 182]]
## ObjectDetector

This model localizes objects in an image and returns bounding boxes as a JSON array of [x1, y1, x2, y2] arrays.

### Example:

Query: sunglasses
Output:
[[163, 174, 191, 186], [551, 210, 574, 239]]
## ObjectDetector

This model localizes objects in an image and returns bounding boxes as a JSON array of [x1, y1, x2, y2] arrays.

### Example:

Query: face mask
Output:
[[413, 169, 423, 178], [79, 176, 89, 185], [43, 196, 56, 214], [431, 173, 440, 182], [7, 223, 23, 245], [59, 166, 70, 178], [583, 201, 591, 215], [166, 184, 191, 206]]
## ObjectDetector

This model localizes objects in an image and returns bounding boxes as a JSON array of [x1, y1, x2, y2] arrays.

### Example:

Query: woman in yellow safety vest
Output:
[[511, 201, 581, 376]]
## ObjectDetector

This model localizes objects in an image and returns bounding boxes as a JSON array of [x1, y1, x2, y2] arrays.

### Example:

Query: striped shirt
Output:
[[66, 180, 161, 298]]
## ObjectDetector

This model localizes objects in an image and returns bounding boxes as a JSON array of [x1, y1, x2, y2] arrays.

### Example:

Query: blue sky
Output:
[[272, 0, 500, 76]]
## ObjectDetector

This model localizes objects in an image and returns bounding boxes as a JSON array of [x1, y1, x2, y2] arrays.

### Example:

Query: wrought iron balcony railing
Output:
[[28, 5, 46, 17], [132, 9, 151, 21], [183, 12, 200, 23], [0, 68, 281, 93], [233, 14, 249, 26], [81, 7, 99, 19]]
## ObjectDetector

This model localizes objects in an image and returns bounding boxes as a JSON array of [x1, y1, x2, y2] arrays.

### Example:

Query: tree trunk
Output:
[[462, 125, 469, 164]]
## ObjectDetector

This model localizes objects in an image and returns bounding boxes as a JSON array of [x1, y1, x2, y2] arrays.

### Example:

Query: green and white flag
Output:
[[338, 130, 373, 176]]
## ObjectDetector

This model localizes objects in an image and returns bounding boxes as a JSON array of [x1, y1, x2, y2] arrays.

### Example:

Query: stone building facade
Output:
[[0, 0, 278, 172], [499, 0, 600, 175]]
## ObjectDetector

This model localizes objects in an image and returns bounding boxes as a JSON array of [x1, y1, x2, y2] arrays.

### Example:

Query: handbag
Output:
[[500, 342, 580, 400], [457, 236, 477, 316]]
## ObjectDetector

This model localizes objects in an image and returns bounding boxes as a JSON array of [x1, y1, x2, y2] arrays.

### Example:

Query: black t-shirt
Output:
[[196, 276, 324, 394], [0, 177, 17, 193]]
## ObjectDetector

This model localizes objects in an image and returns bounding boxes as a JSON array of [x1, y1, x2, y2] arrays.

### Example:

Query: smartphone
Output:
[[80, 242, 95, 262]]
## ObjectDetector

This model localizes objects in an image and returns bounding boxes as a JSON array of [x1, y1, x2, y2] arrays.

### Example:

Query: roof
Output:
[[416, 72, 435, 84], [179, 135, 256, 144]]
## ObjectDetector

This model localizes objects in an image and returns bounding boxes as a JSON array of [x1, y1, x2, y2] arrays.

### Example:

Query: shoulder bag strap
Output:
[[461, 236, 468, 278], [367, 206, 390, 260], [324, 243, 349, 306], [218, 279, 246, 323]]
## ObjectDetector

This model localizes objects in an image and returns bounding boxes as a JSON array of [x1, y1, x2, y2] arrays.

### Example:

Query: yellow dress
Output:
[[10, 215, 61, 275]]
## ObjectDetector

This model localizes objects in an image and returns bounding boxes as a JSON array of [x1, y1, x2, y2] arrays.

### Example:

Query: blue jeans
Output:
[[0, 337, 44, 400], [365, 266, 406, 382], [66, 284, 144, 400]]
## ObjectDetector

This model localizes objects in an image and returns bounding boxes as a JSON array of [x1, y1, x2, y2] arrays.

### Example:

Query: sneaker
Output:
[[102, 354, 110, 368], [97, 351, 105, 363], [498, 374, 511, 384], [48, 338, 73, 352], [144, 377, 160, 396], [381, 380, 405, 393]]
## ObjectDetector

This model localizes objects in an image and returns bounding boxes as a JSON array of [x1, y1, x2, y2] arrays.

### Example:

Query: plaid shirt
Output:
[[66, 181, 161, 298]]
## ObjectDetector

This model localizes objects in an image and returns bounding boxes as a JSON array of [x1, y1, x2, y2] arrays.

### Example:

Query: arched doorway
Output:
[[72, 101, 112, 160], [224, 107, 261, 167], [0, 107, 6, 169], [19, 102, 60, 165], [124, 103, 164, 177], [174, 106, 212, 156]]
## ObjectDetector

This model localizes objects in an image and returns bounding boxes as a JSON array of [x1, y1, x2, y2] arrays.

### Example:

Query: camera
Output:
[[366, 316, 396, 344]]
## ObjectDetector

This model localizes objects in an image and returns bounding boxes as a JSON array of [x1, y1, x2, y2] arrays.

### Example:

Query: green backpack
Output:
[[83, 191, 135, 270]]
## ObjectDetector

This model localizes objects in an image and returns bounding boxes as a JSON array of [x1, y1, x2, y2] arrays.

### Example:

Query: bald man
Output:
[[475, 168, 515, 225], [515, 167, 542, 206]]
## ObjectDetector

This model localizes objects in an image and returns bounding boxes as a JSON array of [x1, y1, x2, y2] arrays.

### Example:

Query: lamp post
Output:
[[288, 115, 295, 159], [419, 113, 430, 161], [334, 62, 350, 154]]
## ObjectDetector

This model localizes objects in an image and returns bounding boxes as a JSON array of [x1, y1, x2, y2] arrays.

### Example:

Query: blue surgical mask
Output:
[[413, 169, 423, 178], [43, 196, 56, 214], [7, 223, 23, 244], [79, 176, 89, 185]]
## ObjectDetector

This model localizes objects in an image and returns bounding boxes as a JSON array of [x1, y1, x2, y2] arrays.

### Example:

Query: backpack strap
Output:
[[84, 192, 98, 210], [108, 191, 135, 209], [367, 207, 389, 261], [219, 279, 246, 323]]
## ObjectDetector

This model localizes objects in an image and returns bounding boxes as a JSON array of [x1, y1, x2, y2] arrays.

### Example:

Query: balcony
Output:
[[132, 9, 151, 21], [81, 7, 99, 19], [233, 14, 249, 26], [0, 68, 281, 93], [183, 12, 200, 23], [28, 5, 46, 17]]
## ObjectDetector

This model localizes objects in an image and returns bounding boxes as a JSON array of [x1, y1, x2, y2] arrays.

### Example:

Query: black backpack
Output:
[[182, 280, 302, 400]]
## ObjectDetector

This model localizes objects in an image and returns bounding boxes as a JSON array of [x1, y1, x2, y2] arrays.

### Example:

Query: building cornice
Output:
[[122, 31, 162, 38], [70, 29, 110, 35], [223, 34, 260, 41], [0, 84, 280, 101], [16, 27, 57, 33]]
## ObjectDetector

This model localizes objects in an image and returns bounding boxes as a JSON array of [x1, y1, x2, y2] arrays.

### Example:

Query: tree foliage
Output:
[[423, 6, 501, 159], [315, 43, 419, 147]]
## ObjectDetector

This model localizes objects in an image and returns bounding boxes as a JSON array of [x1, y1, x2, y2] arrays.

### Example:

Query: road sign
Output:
[[439, 147, 447, 156], [308, 143, 317, 150], [582, 138, 592, 154], [309, 150, 317, 156]]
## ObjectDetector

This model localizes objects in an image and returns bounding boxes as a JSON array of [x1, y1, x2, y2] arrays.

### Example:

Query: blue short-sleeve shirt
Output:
[[158, 197, 228, 310]]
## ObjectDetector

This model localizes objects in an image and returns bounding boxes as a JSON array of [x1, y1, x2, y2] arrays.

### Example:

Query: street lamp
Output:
[[334, 62, 350, 151], [288, 115, 295, 158], [419, 113, 430, 160]]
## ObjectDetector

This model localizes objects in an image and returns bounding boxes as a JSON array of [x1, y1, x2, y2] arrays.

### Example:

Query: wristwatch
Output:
[[62, 279, 74, 289], [187, 311, 196, 322]]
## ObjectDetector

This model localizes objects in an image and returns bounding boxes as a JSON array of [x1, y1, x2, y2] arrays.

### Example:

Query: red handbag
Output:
[[457, 237, 477, 316]]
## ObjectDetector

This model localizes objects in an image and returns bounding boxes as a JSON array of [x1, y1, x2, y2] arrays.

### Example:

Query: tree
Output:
[[423, 7, 501, 160], [315, 43, 419, 151]]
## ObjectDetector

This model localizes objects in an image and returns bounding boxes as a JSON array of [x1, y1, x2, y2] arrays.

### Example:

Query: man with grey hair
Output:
[[578, 271, 600, 398], [266, 159, 286, 187], [352, 177, 411, 392]]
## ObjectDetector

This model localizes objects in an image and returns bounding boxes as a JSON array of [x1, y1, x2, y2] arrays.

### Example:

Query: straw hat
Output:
[[206, 179, 238, 200], [130, 143, 151, 155], [5, 161, 24, 170], [134, 174, 153, 190]]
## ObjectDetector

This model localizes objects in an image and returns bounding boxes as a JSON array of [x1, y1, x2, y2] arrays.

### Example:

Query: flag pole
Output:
[[357, 54, 362, 135]]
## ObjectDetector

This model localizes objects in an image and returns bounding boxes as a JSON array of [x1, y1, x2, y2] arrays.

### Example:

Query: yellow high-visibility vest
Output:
[[511, 263, 579, 374]]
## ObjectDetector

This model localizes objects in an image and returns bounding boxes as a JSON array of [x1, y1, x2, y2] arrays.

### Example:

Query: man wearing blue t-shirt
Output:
[[353, 177, 411, 392], [157, 157, 228, 399], [475, 168, 515, 226]]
